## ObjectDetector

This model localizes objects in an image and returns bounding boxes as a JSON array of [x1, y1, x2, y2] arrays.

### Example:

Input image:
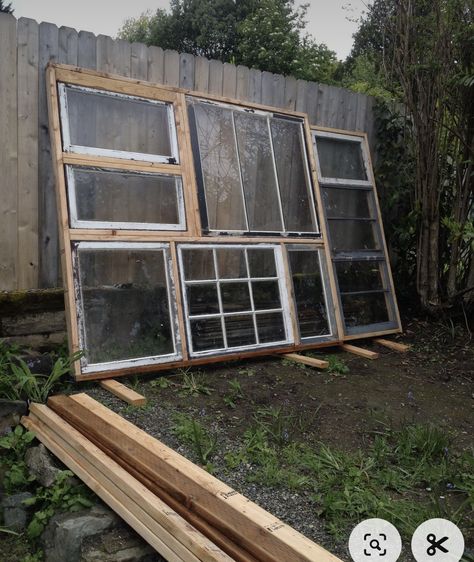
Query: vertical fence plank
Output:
[[272, 74, 285, 109], [0, 14, 18, 290], [295, 79, 308, 113], [38, 21, 59, 288], [96, 34, 113, 73], [148, 45, 164, 84], [58, 26, 78, 65], [355, 93, 368, 132], [235, 65, 249, 101], [179, 52, 195, 89], [208, 59, 223, 95], [77, 30, 96, 69], [306, 81, 319, 124], [194, 56, 209, 93], [261, 71, 273, 106], [222, 62, 237, 98], [248, 68, 262, 103], [164, 49, 180, 87], [130, 42, 148, 80], [17, 17, 39, 290], [113, 39, 131, 77], [283, 76, 297, 111]]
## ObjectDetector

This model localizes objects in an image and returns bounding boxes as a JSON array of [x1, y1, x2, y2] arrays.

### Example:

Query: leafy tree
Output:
[[118, 0, 340, 82], [0, 1, 13, 13]]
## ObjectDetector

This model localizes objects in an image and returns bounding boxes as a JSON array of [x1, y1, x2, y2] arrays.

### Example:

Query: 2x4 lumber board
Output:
[[51, 393, 341, 562], [340, 343, 379, 360], [374, 338, 410, 353], [62, 152, 184, 174], [26, 405, 233, 562], [100, 379, 146, 406], [22, 415, 183, 562], [280, 353, 329, 370]]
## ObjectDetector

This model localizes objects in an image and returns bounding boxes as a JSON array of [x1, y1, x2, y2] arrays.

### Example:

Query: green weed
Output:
[[223, 379, 244, 409], [150, 376, 172, 389], [324, 355, 350, 375], [178, 369, 213, 396], [171, 413, 217, 469], [0, 426, 37, 493]]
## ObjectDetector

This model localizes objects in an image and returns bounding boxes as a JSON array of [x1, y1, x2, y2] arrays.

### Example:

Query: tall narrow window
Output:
[[188, 98, 318, 235], [178, 245, 293, 356]]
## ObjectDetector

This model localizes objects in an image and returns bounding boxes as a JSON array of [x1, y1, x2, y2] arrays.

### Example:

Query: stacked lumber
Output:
[[22, 394, 341, 562]]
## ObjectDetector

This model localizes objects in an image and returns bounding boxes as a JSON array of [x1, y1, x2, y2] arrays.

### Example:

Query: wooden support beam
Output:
[[340, 343, 379, 360], [48, 393, 341, 562], [280, 353, 328, 370], [374, 338, 410, 353], [100, 379, 146, 406], [24, 405, 232, 562]]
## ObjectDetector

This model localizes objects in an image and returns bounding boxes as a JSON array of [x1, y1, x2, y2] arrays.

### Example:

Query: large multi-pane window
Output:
[[178, 245, 293, 355], [313, 131, 400, 335], [187, 99, 319, 235]]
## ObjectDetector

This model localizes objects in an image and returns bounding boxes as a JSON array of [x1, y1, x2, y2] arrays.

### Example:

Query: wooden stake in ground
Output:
[[374, 339, 410, 352], [340, 344, 379, 360], [280, 353, 329, 369], [100, 379, 146, 405]]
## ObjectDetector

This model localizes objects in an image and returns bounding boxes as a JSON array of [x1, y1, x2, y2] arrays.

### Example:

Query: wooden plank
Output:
[[1, 332, 65, 349], [112, 39, 132, 77], [194, 56, 210, 93], [295, 79, 308, 113], [374, 338, 410, 352], [272, 74, 285, 109], [248, 68, 262, 103], [261, 71, 274, 106], [77, 30, 96, 69], [16, 17, 39, 290], [306, 82, 319, 125], [280, 353, 328, 370], [179, 52, 195, 89], [0, 13, 18, 291], [100, 379, 146, 405], [164, 49, 180, 87], [147, 45, 164, 85], [51, 394, 341, 562], [222, 63, 237, 98], [208, 59, 223, 95], [131, 42, 148, 80], [24, 407, 232, 562], [95, 34, 113, 73], [38, 22, 59, 289], [170, 241, 189, 361], [340, 343, 379, 360], [58, 26, 78, 65], [235, 65, 249, 101], [283, 76, 297, 110]]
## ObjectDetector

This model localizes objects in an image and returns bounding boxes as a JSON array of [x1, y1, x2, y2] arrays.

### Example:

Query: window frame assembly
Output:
[[312, 127, 402, 339]]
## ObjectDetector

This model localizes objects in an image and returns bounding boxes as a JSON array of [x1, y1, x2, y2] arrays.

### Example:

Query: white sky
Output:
[[11, 0, 368, 60]]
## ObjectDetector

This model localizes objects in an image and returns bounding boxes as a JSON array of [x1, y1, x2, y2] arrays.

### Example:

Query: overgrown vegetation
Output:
[[171, 412, 217, 471]]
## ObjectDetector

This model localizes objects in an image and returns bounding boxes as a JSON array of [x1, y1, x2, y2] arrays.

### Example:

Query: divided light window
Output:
[[187, 98, 319, 235], [178, 245, 293, 356], [59, 84, 179, 163], [74, 242, 181, 373], [313, 131, 399, 335]]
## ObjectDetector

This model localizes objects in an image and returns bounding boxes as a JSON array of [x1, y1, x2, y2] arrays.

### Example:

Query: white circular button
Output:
[[411, 518, 464, 562], [349, 518, 402, 562]]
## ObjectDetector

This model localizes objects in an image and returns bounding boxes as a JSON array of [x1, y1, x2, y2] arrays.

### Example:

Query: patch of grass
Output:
[[171, 413, 217, 470], [223, 379, 244, 409], [150, 376, 173, 389], [324, 355, 350, 375], [178, 369, 214, 397]]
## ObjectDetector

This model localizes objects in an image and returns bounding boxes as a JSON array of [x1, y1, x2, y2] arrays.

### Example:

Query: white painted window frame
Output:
[[73, 241, 182, 373], [177, 244, 294, 357], [59, 83, 180, 164], [66, 165, 186, 231]]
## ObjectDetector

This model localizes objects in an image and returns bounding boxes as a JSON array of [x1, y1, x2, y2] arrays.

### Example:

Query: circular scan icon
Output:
[[411, 518, 464, 562], [349, 518, 402, 562]]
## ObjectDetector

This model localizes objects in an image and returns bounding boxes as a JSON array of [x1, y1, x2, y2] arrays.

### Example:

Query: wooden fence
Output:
[[0, 13, 378, 292]]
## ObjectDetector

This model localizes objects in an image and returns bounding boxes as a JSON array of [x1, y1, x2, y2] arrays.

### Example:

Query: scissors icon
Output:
[[426, 533, 449, 556]]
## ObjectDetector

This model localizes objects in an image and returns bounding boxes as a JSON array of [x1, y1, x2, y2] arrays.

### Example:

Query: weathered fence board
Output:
[[0, 13, 380, 292]]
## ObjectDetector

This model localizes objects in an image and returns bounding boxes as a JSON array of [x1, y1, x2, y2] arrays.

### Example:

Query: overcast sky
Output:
[[10, 0, 367, 60]]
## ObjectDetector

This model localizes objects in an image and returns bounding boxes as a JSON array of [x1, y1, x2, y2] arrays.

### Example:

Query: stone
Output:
[[25, 444, 63, 487], [82, 527, 165, 562], [0, 399, 28, 435], [42, 505, 120, 562], [2, 491, 34, 531]]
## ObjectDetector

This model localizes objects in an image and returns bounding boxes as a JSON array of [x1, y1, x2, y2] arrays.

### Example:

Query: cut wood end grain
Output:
[[99, 379, 146, 405], [280, 353, 329, 369], [374, 338, 410, 352], [340, 343, 379, 360]]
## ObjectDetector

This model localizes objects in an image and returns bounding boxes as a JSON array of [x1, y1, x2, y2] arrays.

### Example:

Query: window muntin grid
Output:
[[178, 244, 293, 356]]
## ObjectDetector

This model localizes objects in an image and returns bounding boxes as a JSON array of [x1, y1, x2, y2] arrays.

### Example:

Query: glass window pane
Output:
[[181, 249, 215, 280], [187, 284, 219, 315], [192, 103, 247, 230], [270, 118, 316, 232], [341, 293, 390, 327], [216, 248, 247, 279], [316, 137, 367, 180], [289, 250, 330, 338], [225, 315, 256, 347], [71, 167, 181, 226], [336, 261, 385, 293], [251, 280, 281, 310], [221, 282, 251, 313], [78, 247, 174, 364], [234, 112, 283, 231], [256, 312, 286, 343], [65, 86, 173, 157], [322, 188, 372, 219], [328, 220, 379, 251], [247, 249, 277, 277], [190, 318, 224, 351]]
